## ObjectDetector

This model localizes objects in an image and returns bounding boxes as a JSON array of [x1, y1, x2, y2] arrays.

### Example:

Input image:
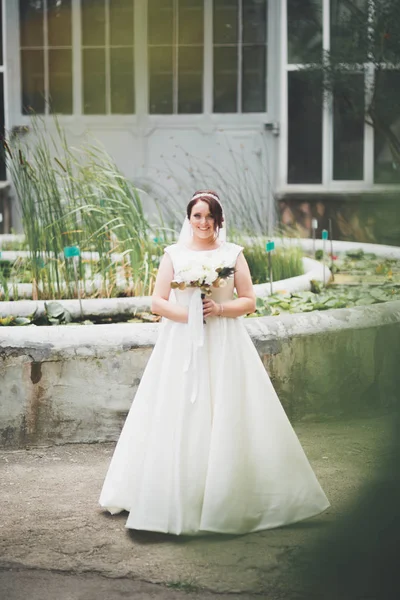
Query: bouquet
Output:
[[171, 261, 235, 296]]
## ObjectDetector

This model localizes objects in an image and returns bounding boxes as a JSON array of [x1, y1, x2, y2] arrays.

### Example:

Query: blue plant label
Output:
[[322, 230, 328, 240], [266, 241, 275, 252], [64, 246, 80, 258]]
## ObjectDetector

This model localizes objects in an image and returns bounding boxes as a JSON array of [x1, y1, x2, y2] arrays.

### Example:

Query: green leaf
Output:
[[256, 297, 266, 309], [324, 299, 338, 308], [277, 302, 291, 310], [45, 301, 65, 318], [45, 301, 72, 323], [14, 317, 32, 326], [355, 297, 375, 306]]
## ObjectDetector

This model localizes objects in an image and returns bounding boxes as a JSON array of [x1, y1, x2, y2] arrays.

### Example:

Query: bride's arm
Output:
[[151, 254, 188, 323], [203, 252, 256, 318]]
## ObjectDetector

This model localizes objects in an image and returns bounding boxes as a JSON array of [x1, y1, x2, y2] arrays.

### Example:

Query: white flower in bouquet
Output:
[[171, 259, 235, 295]]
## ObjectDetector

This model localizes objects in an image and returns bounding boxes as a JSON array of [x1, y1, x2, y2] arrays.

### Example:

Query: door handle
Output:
[[264, 122, 280, 136]]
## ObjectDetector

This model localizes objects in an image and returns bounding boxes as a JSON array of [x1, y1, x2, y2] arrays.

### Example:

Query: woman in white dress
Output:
[[99, 190, 330, 535]]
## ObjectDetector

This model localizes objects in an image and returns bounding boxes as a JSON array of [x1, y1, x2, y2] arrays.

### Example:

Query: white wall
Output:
[[3, 1, 280, 233]]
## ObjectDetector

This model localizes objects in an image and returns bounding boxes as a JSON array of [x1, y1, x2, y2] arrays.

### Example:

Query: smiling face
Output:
[[189, 200, 216, 242]]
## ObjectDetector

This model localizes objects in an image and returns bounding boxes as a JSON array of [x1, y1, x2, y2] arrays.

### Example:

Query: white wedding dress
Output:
[[99, 241, 330, 534]]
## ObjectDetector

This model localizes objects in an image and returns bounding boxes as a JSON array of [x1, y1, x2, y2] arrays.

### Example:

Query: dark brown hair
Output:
[[186, 190, 224, 231]]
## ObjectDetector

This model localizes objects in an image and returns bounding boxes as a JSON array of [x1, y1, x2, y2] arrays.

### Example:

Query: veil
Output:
[[178, 214, 227, 245], [175, 196, 227, 403]]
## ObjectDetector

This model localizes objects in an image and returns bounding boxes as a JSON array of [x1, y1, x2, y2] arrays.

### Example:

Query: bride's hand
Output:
[[202, 298, 221, 318]]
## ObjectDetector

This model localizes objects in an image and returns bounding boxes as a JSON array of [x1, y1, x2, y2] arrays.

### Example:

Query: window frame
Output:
[[13, 0, 272, 124], [19, 0, 74, 116], [81, 0, 136, 115], [280, 0, 400, 193]]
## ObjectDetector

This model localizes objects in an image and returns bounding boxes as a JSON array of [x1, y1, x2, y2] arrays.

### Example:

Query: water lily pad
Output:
[[14, 317, 32, 326]]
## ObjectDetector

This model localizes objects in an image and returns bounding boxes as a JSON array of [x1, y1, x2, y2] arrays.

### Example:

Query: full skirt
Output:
[[99, 316, 330, 534]]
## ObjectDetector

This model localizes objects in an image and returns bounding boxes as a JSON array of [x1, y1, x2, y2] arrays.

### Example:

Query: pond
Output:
[[254, 250, 400, 317], [1, 246, 400, 325]]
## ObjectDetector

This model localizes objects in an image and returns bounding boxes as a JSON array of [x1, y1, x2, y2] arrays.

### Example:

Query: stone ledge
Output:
[[1, 301, 400, 448]]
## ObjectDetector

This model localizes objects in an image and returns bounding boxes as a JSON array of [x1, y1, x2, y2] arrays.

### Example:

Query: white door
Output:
[[5, 0, 280, 235]]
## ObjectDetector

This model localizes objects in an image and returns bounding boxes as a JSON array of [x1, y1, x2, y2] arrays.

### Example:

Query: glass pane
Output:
[[149, 46, 173, 113], [242, 45, 266, 112], [243, 0, 267, 44], [0, 74, 5, 181], [110, 48, 134, 114], [330, 0, 368, 63], [287, 0, 322, 64], [374, 71, 400, 184], [49, 49, 72, 114], [148, 0, 173, 45], [178, 45, 203, 113], [48, 0, 72, 47], [288, 71, 322, 183], [213, 46, 237, 113], [81, 0, 106, 47], [110, 0, 134, 46], [333, 74, 364, 180], [375, 4, 400, 64], [213, 0, 238, 45], [82, 49, 106, 114], [21, 49, 45, 114], [19, 0, 44, 47], [179, 0, 203, 45]]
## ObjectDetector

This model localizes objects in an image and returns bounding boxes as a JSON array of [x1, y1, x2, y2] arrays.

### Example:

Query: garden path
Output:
[[0, 415, 398, 600]]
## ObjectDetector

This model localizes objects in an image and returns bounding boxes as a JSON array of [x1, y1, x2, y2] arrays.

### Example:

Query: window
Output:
[[287, 0, 322, 64], [288, 71, 322, 184], [374, 69, 400, 184], [18, 1, 270, 118], [19, 0, 73, 114], [333, 74, 365, 180], [81, 0, 135, 115], [213, 0, 268, 113], [286, 0, 400, 188], [148, 0, 204, 114], [287, 0, 323, 184], [330, 0, 369, 63]]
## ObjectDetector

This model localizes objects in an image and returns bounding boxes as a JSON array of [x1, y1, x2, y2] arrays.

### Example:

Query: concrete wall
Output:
[[1, 301, 400, 448]]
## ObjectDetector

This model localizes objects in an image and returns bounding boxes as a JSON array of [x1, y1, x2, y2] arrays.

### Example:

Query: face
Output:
[[189, 200, 216, 241]]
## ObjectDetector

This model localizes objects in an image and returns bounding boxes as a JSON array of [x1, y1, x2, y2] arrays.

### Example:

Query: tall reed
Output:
[[4, 116, 160, 299]]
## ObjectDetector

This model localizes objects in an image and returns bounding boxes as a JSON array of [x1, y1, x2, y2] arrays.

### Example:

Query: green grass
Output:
[[243, 243, 304, 284]]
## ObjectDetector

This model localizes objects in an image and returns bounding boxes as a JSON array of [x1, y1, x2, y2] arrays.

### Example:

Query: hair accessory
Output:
[[191, 192, 220, 203]]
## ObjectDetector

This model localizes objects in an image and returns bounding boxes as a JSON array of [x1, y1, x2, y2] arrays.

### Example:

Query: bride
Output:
[[99, 190, 330, 535]]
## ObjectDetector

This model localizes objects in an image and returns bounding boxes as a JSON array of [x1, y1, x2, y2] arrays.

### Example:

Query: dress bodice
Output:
[[164, 242, 244, 306]]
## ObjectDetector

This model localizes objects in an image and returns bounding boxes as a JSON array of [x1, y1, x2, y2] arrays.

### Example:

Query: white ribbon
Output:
[[183, 288, 205, 403]]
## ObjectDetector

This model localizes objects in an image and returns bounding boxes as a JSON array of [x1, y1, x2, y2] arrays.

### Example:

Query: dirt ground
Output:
[[0, 415, 398, 600]]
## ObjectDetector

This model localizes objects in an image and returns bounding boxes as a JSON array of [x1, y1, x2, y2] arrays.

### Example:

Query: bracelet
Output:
[[219, 303, 224, 316]]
